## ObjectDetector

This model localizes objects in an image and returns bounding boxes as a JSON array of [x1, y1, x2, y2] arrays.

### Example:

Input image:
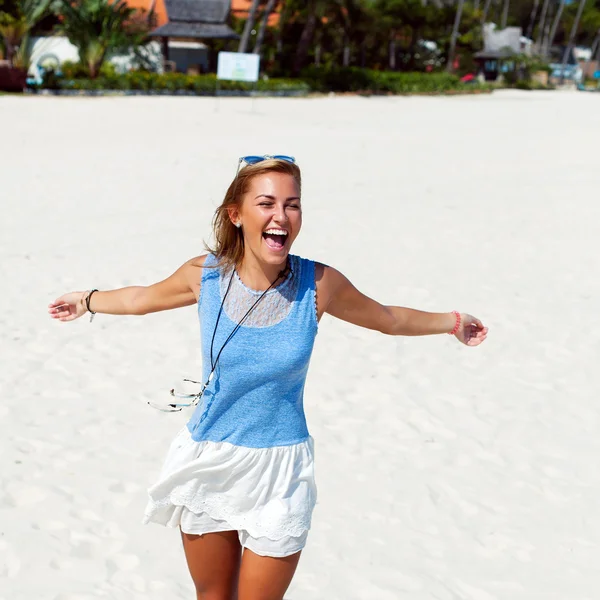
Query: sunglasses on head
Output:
[[240, 155, 296, 166], [234, 155, 296, 178]]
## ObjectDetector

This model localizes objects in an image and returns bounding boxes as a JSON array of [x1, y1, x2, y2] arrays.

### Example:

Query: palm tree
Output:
[[447, 0, 465, 72], [500, 0, 509, 29], [526, 0, 540, 39], [546, 0, 566, 57], [559, 0, 588, 83], [238, 0, 261, 53], [253, 0, 279, 55], [535, 0, 551, 53], [54, 0, 149, 78], [147, 0, 157, 26], [0, 16, 27, 64], [293, 0, 324, 74], [0, 0, 52, 67], [591, 29, 600, 65], [274, 0, 290, 62], [480, 0, 493, 25]]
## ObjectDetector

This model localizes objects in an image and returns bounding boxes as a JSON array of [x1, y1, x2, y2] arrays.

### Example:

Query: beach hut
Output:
[[474, 24, 528, 81], [149, 0, 240, 73]]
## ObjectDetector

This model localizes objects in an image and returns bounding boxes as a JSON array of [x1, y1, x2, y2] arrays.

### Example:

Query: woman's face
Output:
[[233, 172, 302, 266]]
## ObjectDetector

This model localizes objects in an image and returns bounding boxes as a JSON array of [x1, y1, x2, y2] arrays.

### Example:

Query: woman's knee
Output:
[[195, 588, 237, 600], [237, 548, 301, 600], [181, 530, 242, 600]]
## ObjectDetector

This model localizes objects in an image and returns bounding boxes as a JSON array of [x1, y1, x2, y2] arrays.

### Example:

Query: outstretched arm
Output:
[[48, 255, 207, 322], [316, 264, 487, 346]]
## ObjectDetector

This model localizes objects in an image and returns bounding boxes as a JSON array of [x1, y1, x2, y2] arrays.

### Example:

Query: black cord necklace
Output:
[[157, 260, 292, 413], [209, 261, 291, 373]]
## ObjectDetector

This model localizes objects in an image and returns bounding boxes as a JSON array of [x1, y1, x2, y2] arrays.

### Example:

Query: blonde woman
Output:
[[48, 156, 488, 600]]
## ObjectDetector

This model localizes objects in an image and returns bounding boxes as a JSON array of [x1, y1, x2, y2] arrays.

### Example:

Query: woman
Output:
[[48, 156, 488, 600]]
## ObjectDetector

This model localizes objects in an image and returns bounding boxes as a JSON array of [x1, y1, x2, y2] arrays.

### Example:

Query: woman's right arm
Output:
[[48, 255, 207, 322]]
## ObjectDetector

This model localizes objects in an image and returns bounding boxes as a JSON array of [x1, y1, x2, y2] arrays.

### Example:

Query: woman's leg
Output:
[[237, 548, 302, 600], [181, 530, 242, 600]]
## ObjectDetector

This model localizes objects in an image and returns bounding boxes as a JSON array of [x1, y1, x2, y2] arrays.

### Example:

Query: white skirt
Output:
[[143, 426, 317, 546]]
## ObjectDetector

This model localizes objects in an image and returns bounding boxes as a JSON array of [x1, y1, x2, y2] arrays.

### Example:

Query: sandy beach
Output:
[[1, 90, 599, 599]]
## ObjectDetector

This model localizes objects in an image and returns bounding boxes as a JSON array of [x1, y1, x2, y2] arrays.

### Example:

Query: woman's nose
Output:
[[274, 205, 287, 223]]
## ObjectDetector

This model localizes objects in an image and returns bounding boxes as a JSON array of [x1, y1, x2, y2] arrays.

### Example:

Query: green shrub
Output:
[[300, 66, 467, 94], [60, 60, 88, 79], [43, 67, 470, 95], [45, 70, 309, 94], [513, 80, 554, 91]]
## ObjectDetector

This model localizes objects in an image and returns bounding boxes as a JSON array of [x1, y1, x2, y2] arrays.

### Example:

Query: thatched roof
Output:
[[151, 21, 239, 40], [163, 0, 230, 23], [150, 0, 239, 41]]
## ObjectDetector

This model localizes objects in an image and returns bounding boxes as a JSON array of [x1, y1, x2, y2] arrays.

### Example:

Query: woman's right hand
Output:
[[48, 291, 88, 322]]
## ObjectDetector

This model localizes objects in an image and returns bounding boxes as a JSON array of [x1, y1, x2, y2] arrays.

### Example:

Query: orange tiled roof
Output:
[[125, 0, 168, 26], [231, 0, 279, 26], [123, 1, 279, 29]]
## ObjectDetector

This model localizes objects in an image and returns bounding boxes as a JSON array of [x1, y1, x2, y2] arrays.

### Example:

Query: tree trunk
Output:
[[388, 31, 396, 70], [3, 40, 15, 64], [147, 0, 157, 25], [238, 0, 261, 53], [254, 0, 278, 55], [559, 0, 587, 84], [501, 0, 509, 29], [481, 0, 493, 25], [447, 0, 465, 72], [275, 0, 289, 61], [591, 30, 600, 65], [293, 1, 318, 75], [526, 0, 540, 39], [540, 2, 553, 57], [536, 0, 551, 53], [343, 34, 350, 67], [547, 0, 565, 56], [407, 28, 420, 70]]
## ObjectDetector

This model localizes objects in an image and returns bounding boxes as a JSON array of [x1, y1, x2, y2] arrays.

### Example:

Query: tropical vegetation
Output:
[[233, 0, 600, 75], [2, 0, 599, 94], [0, 0, 51, 68], [52, 0, 151, 78]]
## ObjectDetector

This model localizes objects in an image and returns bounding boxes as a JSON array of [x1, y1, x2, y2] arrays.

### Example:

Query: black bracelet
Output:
[[86, 289, 98, 322]]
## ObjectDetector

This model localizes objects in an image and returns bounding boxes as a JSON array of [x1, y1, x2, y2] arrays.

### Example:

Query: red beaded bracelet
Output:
[[448, 310, 461, 335]]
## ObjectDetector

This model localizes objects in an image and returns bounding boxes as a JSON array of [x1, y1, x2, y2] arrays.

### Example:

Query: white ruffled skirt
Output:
[[143, 426, 317, 555]]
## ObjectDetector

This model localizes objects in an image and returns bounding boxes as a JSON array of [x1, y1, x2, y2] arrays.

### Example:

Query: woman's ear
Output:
[[227, 206, 240, 227]]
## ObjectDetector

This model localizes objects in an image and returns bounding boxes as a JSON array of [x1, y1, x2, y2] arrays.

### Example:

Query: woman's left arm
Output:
[[316, 265, 488, 346]]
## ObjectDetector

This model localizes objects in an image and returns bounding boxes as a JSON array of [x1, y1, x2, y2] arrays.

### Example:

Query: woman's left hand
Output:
[[455, 314, 488, 346]]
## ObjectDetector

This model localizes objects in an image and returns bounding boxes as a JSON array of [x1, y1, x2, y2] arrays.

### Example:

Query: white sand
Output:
[[1, 90, 599, 599]]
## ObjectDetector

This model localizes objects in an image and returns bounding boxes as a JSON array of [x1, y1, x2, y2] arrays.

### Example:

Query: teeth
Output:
[[264, 229, 288, 236]]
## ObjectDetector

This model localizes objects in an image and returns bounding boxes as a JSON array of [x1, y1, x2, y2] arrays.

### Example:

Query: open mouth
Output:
[[262, 228, 289, 251]]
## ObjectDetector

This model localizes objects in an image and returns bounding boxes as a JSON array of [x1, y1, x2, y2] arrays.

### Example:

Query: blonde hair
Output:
[[206, 159, 302, 271]]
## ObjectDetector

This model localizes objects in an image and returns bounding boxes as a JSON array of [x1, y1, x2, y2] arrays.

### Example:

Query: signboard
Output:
[[217, 52, 260, 83], [594, 70, 600, 80]]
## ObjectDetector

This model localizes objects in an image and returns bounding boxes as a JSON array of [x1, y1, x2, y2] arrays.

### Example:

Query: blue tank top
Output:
[[186, 254, 319, 448]]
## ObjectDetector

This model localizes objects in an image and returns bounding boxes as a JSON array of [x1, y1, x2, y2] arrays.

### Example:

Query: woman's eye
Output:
[[259, 202, 273, 207], [288, 204, 300, 210]]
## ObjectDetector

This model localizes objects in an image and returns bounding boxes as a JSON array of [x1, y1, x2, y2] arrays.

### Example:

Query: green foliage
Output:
[[39, 70, 311, 94], [53, 0, 150, 78], [59, 59, 88, 79], [513, 80, 555, 90], [516, 54, 552, 75], [0, 0, 51, 66], [300, 65, 476, 93], [35, 65, 485, 96]]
